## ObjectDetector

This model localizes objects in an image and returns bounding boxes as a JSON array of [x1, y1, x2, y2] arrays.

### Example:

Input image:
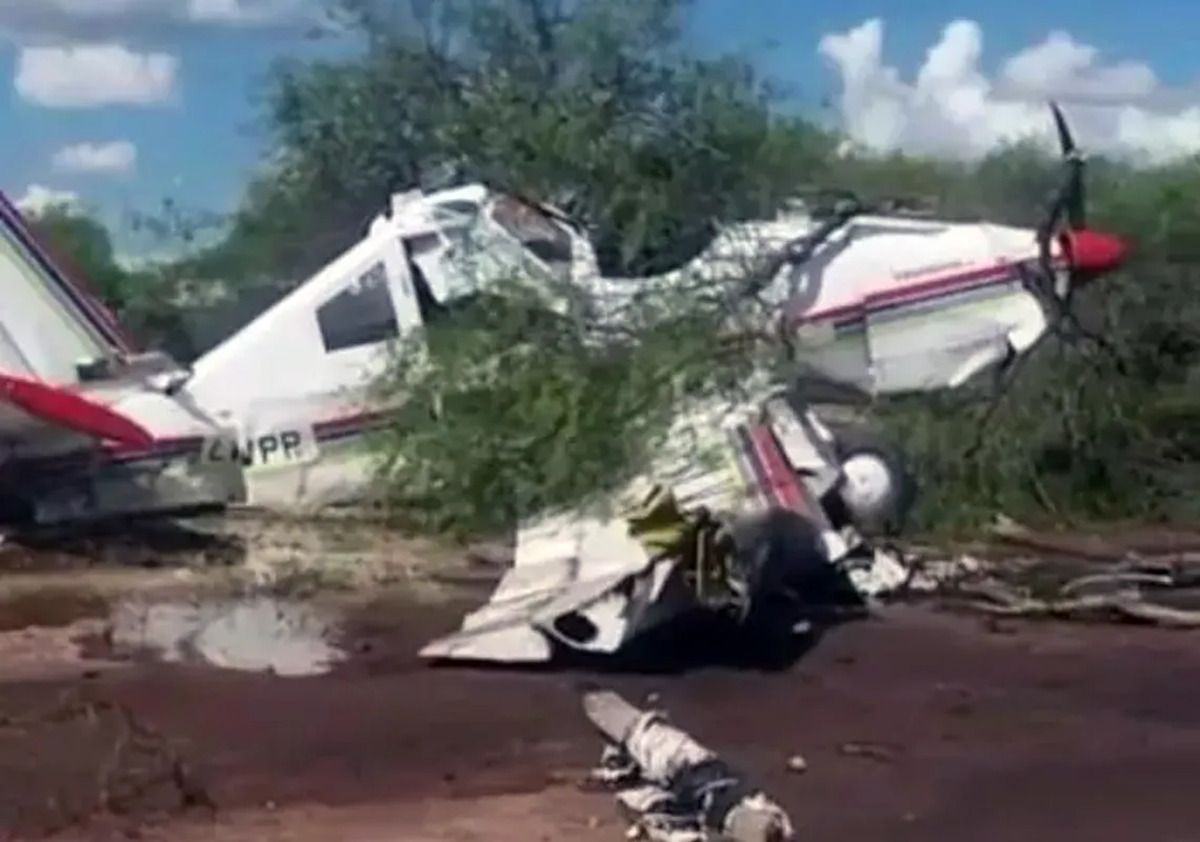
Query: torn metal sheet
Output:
[[845, 548, 912, 597], [421, 393, 856, 663], [584, 690, 795, 842], [420, 513, 686, 663]]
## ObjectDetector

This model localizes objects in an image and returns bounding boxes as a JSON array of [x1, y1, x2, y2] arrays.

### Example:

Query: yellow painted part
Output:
[[623, 485, 692, 557], [622, 481, 742, 606]]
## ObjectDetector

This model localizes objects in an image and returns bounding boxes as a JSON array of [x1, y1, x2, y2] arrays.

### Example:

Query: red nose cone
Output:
[[1059, 228, 1129, 278]]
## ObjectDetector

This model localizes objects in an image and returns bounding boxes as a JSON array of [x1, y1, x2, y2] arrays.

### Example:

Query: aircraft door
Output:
[[300, 234, 422, 429]]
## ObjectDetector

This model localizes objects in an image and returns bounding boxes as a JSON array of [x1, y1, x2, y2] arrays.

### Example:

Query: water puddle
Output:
[[107, 596, 346, 677]]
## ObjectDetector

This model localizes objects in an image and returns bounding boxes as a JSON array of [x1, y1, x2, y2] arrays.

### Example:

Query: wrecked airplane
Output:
[[421, 102, 1134, 662], [0, 96, 1127, 603]]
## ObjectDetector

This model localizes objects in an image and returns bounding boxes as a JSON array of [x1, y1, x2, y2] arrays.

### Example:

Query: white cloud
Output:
[[186, 0, 305, 24], [13, 185, 81, 215], [1000, 32, 1158, 103], [52, 141, 138, 175], [188, 0, 249, 22], [0, 0, 324, 40], [15, 43, 178, 108], [820, 18, 1200, 163]]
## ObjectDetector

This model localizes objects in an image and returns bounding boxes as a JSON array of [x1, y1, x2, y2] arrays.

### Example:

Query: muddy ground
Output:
[[0, 518, 1200, 841]]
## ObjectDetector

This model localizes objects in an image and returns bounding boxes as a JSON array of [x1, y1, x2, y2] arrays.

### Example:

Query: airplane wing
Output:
[[0, 192, 166, 454]]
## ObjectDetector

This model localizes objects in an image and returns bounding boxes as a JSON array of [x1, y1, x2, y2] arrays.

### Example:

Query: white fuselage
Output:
[[568, 210, 1052, 396]]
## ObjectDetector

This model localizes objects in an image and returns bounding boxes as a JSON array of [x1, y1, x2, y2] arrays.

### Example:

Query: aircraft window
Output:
[[490, 196, 573, 278], [317, 261, 399, 353]]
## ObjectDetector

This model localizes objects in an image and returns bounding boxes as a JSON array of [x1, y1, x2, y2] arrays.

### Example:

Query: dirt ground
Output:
[[2, 523, 1200, 841]]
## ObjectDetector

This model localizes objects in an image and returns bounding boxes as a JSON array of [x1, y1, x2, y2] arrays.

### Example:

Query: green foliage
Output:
[[26, 206, 138, 309], [880, 340, 1186, 534], [25, 201, 245, 357], [369, 280, 756, 537]]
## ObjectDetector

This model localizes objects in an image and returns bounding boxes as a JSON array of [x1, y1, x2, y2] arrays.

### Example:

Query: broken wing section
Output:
[[422, 394, 844, 663], [421, 516, 686, 663]]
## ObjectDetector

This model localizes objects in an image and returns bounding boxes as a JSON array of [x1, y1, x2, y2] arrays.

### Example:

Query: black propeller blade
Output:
[[1033, 103, 1129, 369], [1051, 101, 1087, 229], [1036, 101, 1089, 301]]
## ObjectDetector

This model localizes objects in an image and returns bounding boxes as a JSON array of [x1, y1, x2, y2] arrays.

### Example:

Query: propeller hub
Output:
[[1059, 228, 1129, 281]]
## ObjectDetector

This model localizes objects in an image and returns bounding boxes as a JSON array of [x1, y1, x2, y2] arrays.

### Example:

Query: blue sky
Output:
[[3, 0, 1197, 257], [693, 0, 1197, 106]]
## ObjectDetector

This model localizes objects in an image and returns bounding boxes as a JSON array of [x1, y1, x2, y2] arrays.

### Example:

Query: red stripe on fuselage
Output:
[[787, 259, 1031, 328], [745, 423, 808, 514], [0, 373, 153, 448]]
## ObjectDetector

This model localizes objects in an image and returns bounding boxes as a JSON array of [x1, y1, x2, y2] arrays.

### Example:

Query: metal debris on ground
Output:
[[827, 525, 1200, 632], [421, 390, 871, 663], [837, 741, 900, 763], [583, 690, 795, 842], [836, 545, 984, 599]]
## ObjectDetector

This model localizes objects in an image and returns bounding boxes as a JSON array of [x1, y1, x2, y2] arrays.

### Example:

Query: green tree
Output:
[[26, 202, 226, 356], [196, 0, 834, 283], [26, 205, 134, 309]]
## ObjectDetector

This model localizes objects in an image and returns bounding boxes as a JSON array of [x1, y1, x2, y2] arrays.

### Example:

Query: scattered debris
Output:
[[785, 755, 808, 774], [935, 543, 1200, 628], [584, 689, 795, 842], [421, 391, 870, 663], [843, 548, 911, 597], [107, 596, 345, 676]]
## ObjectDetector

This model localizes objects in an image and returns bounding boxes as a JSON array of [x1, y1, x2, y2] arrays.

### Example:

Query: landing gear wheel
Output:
[[823, 426, 916, 538]]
